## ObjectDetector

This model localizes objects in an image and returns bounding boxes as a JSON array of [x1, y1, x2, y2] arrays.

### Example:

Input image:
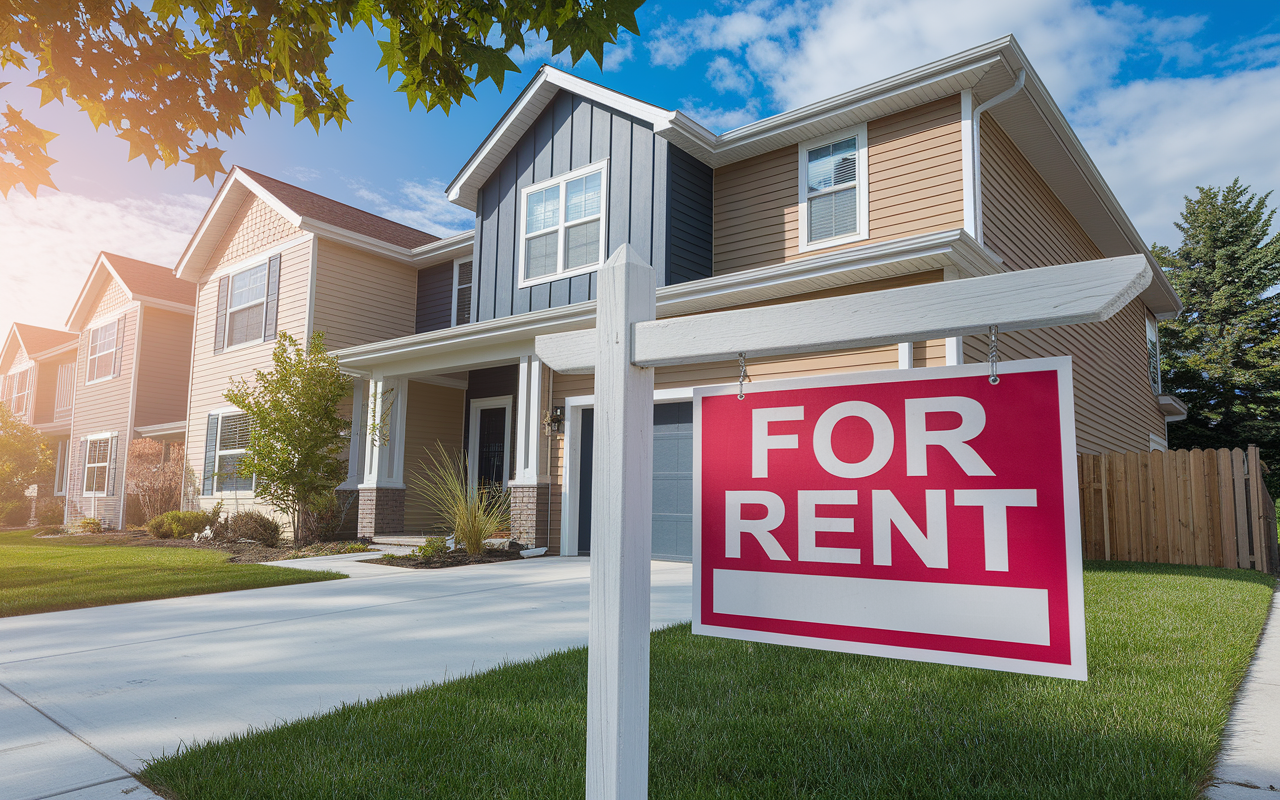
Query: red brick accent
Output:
[[509, 483, 550, 548], [358, 487, 405, 536]]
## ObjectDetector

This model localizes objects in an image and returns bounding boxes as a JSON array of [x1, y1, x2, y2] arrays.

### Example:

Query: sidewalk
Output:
[[1207, 590, 1280, 798]]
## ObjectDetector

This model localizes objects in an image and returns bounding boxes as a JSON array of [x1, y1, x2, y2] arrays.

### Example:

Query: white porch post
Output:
[[342, 377, 367, 489], [361, 374, 407, 489], [586, 245, 655, 800], [514, 353, 544, 483]]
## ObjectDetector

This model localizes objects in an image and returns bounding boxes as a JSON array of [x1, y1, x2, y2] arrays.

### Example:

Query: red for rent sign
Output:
[[693, 358, 1087, 680]]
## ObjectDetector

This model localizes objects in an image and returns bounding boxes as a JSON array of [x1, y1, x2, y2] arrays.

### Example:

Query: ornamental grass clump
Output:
[[409, 444, 509, 555]]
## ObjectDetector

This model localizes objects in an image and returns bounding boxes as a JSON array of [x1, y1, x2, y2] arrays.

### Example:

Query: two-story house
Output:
[[1, 323, 80, 501], [173, 168, 470, 527], [62, 253, 197, 529], [328, 35, 1184, 560]]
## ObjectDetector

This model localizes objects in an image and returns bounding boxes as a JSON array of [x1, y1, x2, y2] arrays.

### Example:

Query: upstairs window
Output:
[[4, 367, 30, 416], [215, 412, 254, 492], [454, 260, 473, 326], [86, 319, 118, 383], [1146, 317, 1161, 395], [226, 263, 268, 349], [519, 162, 608, 287], [798, 127, 869, 252]]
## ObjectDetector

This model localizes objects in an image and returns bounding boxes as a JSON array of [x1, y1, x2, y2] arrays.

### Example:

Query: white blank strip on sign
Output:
[[713, 570, 1051, 646]]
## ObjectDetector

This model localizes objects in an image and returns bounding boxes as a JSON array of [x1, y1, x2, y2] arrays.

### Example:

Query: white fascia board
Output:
[[29, 340, 79, 361], [332, 229, 999, 373], [134, 419, 188, 438], [408, 230, 475, 265], [135, 296, 196, 315], [175, 168, 304, 282], [300, 218, 414, 262], [446, 66, 676, 211], [64, 255, 112, 332]]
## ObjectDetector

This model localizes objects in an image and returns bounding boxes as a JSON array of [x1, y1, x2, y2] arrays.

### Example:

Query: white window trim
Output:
[[54, 439, 67, 496], [82, 433, 111, 497], [797, 125, 870, 254], [222, 262, 270, 353], [451, 257, 473, 327], [517, 160, 610, 289], [1145, 316, 1161, 396], [214, 410, 255, 494], [6, 366, 31, 416], [85, 318, 120, 385], [468, 396, 512, 489]]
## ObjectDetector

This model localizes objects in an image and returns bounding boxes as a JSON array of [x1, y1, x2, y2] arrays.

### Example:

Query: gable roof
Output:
[[1, 323, 78, 373], [176, 167, 444, 280], [65, 252, 197, 332]]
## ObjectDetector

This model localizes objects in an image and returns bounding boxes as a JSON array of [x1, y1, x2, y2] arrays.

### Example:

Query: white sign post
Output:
[[585, 246, 655, 800], [537, 245, 1153, 799]]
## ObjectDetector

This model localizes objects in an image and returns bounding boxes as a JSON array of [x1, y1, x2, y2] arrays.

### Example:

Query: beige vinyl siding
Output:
[[209, 196, 302, 270], [32, 352, 74, 425], [401, 380, 467, 534], [67, 304, 137, 528], [969, 117, 1164, 453], [312, 240, 419, 350], [184, 239, 312, 504], [712, 95, 964, 276], [134, 307, 194, 428]]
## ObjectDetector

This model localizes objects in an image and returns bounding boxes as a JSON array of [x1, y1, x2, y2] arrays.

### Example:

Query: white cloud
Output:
[[350, 179, 475, 238], [648, 0, 1280, 244], [706, 56, 755, 95], [603, 36, 635, 72], [679, 98, 763, 133], [0, 191, 206, 333]]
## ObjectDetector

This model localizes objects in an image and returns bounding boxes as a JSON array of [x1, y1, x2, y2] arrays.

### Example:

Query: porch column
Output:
[[358, 374, 408, 537], [510, 354, 549, 547]]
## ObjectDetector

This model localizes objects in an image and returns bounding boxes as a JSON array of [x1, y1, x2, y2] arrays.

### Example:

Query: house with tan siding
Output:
[[173, 168, 475, 530], [1, 324, 80, 501], [322, 35, 1187, 562], [61, 253, 197, 529]]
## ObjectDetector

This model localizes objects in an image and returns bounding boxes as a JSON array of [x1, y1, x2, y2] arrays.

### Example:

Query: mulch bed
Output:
[[31, 530, 369, 564], [376, 549, 524, 569]]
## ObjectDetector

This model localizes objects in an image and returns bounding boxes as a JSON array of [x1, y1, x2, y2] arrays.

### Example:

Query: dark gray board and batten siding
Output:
[[470, 90, 713, 323]]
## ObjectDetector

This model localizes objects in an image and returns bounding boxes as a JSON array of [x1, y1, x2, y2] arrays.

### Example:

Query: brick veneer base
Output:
[[510, 483, 550, 548], [358, 487, 405, 536]]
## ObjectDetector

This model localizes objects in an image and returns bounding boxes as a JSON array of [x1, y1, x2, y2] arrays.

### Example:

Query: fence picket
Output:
[[1150, 453, 1169, 564], [1217, 449, 1237, 569], [1189, 449, 1209, 566], [1247, 447, 1270, 573], [1204, 449, 1222, 567], [1176, 450, 1194, 566]]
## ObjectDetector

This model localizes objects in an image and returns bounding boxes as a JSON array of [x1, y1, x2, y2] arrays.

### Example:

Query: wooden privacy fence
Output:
[[1077, 446, 1278, 573]]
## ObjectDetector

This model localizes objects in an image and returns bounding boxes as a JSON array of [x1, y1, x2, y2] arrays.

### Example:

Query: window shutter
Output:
[[214, 276, 230, 354], [113, 316, 126, 378], [264, 254, 281, 341], [455, 261, 473, 326], [70, 440, 83, 499], [106, 435, 119, 496], [202, 414, 219, 495]]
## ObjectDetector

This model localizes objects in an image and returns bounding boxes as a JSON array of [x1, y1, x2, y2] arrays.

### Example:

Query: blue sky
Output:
[[3, 0, 1280, 332]]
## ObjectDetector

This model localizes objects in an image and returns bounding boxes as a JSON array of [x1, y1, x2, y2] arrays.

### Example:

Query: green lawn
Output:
[[141, 562, 1273, 799], [0, 529, 343, 617]]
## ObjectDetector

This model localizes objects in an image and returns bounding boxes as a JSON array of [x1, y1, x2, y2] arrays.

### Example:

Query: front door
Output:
[[476, 406, 508, 487], [575, 401, 693, 561]]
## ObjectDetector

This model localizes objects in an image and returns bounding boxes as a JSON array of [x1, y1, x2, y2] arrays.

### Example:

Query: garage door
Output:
[[575, 401, 693, 561]]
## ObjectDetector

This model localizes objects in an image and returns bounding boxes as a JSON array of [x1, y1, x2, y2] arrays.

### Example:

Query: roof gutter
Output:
[[972, 68, 1025, 247]]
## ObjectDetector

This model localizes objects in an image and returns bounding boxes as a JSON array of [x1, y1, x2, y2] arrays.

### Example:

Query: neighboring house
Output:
[[1, 323, 80, 498], [173, 167, 471, 530], [329, 34, 1186, 560], [63, 253, 197, 529]]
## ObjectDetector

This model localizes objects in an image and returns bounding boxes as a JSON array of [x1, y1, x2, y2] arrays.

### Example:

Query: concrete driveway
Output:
[[0, 555, 693, 800]]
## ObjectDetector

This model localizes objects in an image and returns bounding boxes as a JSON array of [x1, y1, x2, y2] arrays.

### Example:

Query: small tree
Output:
[[1154, 179, 1280, 493], [224, 332, 351, 545], [126, 439, 185, 523], [0, 402, 51, 504]]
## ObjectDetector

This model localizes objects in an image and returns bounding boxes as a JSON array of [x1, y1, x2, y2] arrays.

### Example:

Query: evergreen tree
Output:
[[1154, 179, 1280, 493]]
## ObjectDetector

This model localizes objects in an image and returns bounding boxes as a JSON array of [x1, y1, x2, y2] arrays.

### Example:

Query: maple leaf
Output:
[[184, 142, 226, 185]]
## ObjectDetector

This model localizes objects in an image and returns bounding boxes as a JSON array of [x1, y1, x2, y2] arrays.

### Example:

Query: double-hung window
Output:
[[225, 264, 268, 349], [215, 413, 254, 492], [83, 436, 110, 495], [519, 163, 607, 286], [1146, 317, 1161, 395], [4, 367, 30, 416], [798, 126, 869, 252], [86, 320, 117, 382]]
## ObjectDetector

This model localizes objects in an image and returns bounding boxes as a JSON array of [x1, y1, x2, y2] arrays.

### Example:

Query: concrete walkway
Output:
[[0, 556, 693, 800], [1207, 590, 1280, 798]]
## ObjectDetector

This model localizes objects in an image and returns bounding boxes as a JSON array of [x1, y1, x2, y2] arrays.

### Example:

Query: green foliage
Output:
[[0, 0, 643, 193], [217, 511, 282, 548], [299, 490, 357, 542], [1155, 179, 1280, 493], [147, 505, 222, 540], [35, 497, 63, 526], [413, 536, 450, 558], [224, 332, 351, 546], [0, 499, 28, 527], [78, 517, 103, 534], [408, 443, 509, 555], [0, 402, 51, 503]]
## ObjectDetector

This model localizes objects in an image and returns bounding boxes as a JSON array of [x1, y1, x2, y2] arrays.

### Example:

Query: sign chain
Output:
[[988, 325, 1000, 385], [737, 352, 749, 400]]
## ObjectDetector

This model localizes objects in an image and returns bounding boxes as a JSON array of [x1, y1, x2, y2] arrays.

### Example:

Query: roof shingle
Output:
[[103, 253, 197, 307], [13, 323, 78, 356]]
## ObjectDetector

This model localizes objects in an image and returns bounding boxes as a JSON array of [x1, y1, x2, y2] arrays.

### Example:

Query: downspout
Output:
[[972, 69, 1026, 247]]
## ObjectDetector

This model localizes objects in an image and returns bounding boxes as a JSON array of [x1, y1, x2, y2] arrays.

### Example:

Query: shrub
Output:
[[147, 503, 222, 540], [414, 536, 449, 559], [408, 444, 510, 555], [79, 517, 103, 534], [219, 511, 282, 547], [126, 439, 185, 522], [0, 499, 29, 527], [298, 490, 356, 543], [35, 497, 64, 526]]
